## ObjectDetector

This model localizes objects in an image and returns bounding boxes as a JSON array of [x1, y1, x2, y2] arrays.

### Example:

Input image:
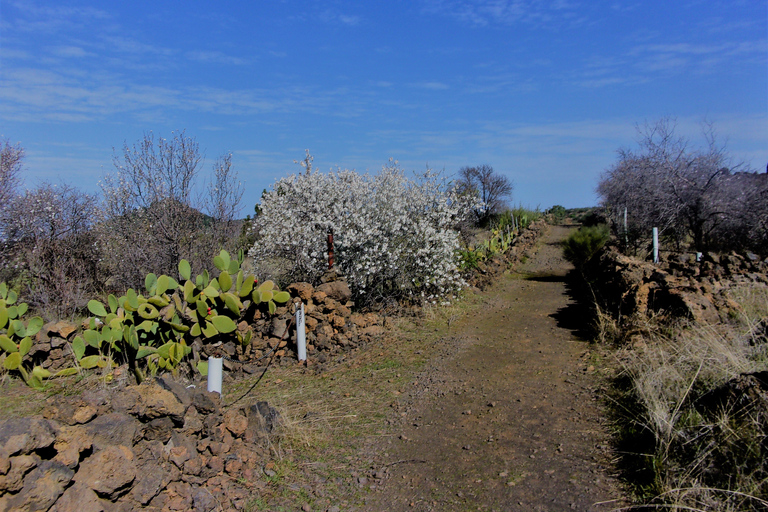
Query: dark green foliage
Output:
[[562, 225, 610, 270], [546, 205, 567, 223], [580, 210, 606, 227]]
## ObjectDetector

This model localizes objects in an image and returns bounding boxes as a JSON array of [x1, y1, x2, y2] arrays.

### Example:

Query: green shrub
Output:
[[80, 250, 291, 382], [546, 205, 567, 223], [561, 224, 610, 269]]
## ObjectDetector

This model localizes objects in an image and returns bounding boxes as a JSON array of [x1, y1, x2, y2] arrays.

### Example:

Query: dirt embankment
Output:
[[357, 225, 626, 511]]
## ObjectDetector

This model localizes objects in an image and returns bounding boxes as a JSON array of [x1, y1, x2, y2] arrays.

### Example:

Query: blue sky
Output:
[[1, 0, 766, 212]]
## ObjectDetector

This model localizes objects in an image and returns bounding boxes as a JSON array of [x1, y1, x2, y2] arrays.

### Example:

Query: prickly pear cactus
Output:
[[180, 250, 290, 348], [9, 249, 295, 385], [0, 282, 50, 388]]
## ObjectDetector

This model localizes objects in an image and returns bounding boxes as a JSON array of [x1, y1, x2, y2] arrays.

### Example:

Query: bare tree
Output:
[[598, 118, 762, 253], [98, 131, 204, 287], [7, 183, 96, 243], [714, 171, 768, 252], [204, 152, 244, 247], [99, 131, 245, 289], [454, 164, 513, 224]]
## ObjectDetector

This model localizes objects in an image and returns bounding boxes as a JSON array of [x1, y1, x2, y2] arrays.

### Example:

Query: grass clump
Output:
[[612, 284, 768, 510], [562, 224, 610, 270]]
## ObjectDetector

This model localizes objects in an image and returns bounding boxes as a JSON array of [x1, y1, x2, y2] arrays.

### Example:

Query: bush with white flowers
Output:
[[249, 159, 475, 304]]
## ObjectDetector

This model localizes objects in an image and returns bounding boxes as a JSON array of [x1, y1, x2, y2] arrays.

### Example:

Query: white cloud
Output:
[[421, 0, 585, 28], [103, 36, 174, 56], [186, 51, 249, 66], [6, 1, 112, 38], [338, 15, 361, 26], [0, 67, 183, 121], [319, 10, 362, 26], [572, 36, 767, 88], [0, 58, 379, 124], [50, 45, 93, 58]]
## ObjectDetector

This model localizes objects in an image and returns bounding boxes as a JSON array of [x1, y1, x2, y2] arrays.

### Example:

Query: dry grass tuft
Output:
[[612, 283, 768, 510]]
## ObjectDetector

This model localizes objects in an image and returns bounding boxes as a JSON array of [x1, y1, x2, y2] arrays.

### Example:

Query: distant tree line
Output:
[[598, 119, 768, 255]]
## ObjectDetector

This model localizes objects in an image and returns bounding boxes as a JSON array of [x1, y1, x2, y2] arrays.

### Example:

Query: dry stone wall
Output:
[[23, 271, 388, 376], [589, 246, 768, 324], [26, 222, 549, 374]]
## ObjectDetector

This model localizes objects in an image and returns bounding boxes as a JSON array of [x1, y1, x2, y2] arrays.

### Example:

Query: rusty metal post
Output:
[[327, 228, 334, 269]]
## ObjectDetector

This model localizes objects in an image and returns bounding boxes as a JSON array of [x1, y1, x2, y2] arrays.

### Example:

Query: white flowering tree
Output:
[[250, 159, 475, 304]]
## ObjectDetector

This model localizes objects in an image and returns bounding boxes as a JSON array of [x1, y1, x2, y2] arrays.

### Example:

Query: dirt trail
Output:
[[361, 225, 625, 511]]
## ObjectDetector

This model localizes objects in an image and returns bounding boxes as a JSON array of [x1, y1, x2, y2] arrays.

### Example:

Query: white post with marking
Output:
[[296, 303, 307, 362], [652, 227, 659, 264], [623, 207, 628, 248], [207, 357, 223, 394]]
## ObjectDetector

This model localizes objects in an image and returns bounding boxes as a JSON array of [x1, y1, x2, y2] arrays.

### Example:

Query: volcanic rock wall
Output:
[[589, 246, 768, 324], [0, 378, 279, 511]]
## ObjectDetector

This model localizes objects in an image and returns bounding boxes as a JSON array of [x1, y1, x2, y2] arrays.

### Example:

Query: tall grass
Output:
[[613, 284, 768, 510]]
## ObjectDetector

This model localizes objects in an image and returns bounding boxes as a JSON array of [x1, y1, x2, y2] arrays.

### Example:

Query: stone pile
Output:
[[591, 246, 768, 324], [0, 377, 280, 512], [27, 322, 79, 374]]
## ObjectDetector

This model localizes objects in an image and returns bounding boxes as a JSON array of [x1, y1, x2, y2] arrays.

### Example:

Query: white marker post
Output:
[[652, 227, 659, 264], [623, 207, 628, 248], [296, 303, 307, 362], [207, 357, 223, 394]]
